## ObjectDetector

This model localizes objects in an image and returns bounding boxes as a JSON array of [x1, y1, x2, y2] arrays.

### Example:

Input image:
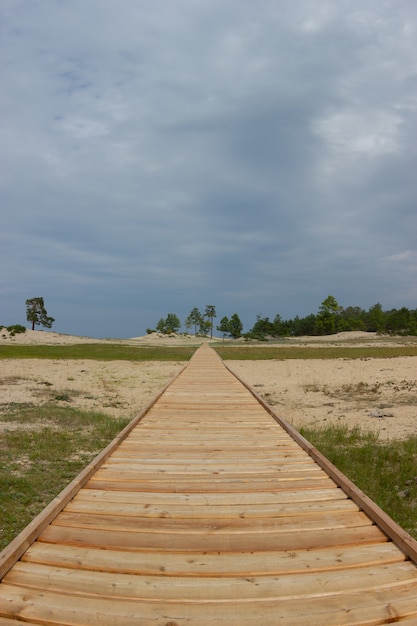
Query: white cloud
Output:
[[384, 250, 417, 264], [313, 109, 403, 157]]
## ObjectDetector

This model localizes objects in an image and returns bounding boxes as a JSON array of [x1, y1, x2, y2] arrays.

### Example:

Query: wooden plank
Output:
[[105, 457, 310, 467], [69, 487, 345, 507], [94, 457, 322, 470], [1, 581, 417, 625], [110, 446, 305, 457], [50, 509, 371, 533], [39, 523, 386, 552], [6, 560, 417, 601], [85, 476, 335, 492], [90, 467, 324, 481], [65, 495, 357, 518], [22, 541, 406, 577]]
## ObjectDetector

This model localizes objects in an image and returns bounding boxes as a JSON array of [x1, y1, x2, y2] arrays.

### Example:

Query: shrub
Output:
[[7, 325, 27, 336]]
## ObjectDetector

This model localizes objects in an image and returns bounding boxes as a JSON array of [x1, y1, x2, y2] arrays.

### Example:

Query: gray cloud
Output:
[[1, 0, 416, 336]]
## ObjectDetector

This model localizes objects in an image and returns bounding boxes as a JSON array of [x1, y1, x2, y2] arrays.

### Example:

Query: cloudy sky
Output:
[[1, 0, 416, 338]]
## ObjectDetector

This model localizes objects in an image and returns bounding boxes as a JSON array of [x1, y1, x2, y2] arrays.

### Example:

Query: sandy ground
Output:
[[1, 330, 416, 441], [227, 357, 417, 441]]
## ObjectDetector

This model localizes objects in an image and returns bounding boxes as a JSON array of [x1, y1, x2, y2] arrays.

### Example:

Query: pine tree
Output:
[[25, 297, 55, 331]]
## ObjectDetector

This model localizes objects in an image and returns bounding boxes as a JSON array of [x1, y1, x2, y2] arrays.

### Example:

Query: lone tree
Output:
[[26, 297, 55, 331], [204, 304, 216, 338]]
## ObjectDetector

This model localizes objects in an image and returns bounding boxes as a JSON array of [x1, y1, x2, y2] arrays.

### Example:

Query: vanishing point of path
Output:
[[1, 344, 417, 624]]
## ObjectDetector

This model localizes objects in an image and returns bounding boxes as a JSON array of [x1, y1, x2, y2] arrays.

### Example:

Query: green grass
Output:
[[0, 403, 130, 551], [299, 423, 417, 540], [214, 345, 417, 360], [0, 344, 196, 361]]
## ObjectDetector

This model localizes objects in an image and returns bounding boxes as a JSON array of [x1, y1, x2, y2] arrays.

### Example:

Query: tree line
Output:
[[18, 296, 417, 340], [148, 306, 243, 339], [150, 296, 417, 339], [247, 296, 417, 339]]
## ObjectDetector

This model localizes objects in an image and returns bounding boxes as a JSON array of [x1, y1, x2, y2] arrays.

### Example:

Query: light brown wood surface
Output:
[[1, 344, 417, 624]]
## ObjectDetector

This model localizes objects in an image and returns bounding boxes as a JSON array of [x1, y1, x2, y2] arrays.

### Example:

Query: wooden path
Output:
[[1, 344, 417, 624]]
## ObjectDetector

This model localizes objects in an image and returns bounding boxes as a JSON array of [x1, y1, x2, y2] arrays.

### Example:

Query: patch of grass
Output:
[[0, 344, 196, 361], [215, 346, 417, 360], [51, 389, 89, 403], [304, 381, 382, 400], [0, 403, 129, 551], [299, 423, 417, 540], [302, 380, 417, 406]]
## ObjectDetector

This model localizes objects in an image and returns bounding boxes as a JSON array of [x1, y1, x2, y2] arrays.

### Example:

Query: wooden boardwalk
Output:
[[1, 344, 417, 624]]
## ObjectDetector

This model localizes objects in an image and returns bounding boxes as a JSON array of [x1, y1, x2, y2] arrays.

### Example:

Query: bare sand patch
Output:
[[226, 357, 417, 441], [0, 359, 184, 424]]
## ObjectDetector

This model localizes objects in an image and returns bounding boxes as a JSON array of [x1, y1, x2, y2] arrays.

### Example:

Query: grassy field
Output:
[[2, 343, 416, 362], [0, 344, 196, 361], [214, 345, 417, 360]]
